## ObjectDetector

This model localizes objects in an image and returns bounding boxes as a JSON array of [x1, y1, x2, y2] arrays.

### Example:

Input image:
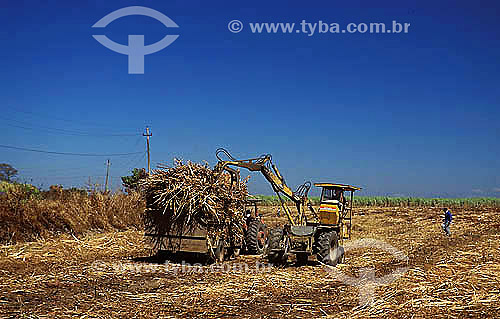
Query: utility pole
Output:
[[143, 126, 152, 175], [104, 159, 110, 192]]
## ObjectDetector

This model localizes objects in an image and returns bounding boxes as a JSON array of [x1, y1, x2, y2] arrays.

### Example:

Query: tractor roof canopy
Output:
[[314, 183, 362, 192]]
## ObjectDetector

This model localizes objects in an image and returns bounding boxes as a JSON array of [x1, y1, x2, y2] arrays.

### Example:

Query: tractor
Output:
[[214, 148, 361, 266], [242, 197, 268, 255]]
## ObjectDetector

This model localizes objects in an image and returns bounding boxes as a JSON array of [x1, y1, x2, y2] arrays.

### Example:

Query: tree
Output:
[[121, 168, 147, 191], [0, 163, 18, 182]]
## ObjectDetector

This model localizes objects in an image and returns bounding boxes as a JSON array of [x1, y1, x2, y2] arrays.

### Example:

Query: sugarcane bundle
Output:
[[140, 160, 248, 250]]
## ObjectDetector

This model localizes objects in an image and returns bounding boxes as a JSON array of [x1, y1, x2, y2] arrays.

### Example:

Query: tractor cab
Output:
[[314, 183, 361, 240]]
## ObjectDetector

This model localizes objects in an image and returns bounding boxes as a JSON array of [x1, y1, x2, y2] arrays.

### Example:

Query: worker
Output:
[[333, 189, 342, 200], [334, 189, 346, 210], [441, 208, 452, 236], [339, 191, 346, 206]]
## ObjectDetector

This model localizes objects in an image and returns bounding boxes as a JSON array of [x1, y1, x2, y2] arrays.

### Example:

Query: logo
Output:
[[228, 20, 243, 33], [92, 6, 179, 74], [324, 238, 409, 307]]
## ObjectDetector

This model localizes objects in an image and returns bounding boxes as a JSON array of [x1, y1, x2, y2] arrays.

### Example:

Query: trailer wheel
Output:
[[316, 231, 340, 266], [267, 227, 288, 265], [226, 246, 241, 259], [246, 219, 267, 254], [295, 253, 308, 265], [214, 240, 225, 263]]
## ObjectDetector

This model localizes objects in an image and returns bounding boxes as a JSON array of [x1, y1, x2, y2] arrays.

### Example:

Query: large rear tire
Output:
[[316, 231, 340, 266], [267, 227, 287, 265], [246, 219, 267, 254]]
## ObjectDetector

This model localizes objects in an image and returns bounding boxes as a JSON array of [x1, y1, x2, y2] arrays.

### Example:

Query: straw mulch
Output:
[[0, 207, 499, 318]]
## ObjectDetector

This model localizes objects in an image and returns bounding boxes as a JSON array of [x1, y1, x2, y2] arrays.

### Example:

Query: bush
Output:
[[0, 181, 41, 199], [0, 184, 145, 244]]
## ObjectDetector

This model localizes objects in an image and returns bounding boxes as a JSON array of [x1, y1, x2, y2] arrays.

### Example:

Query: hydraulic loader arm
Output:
[[214, 148, 317, 226]]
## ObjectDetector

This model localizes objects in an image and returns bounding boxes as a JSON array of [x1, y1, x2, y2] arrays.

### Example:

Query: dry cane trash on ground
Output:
[[0, 207, 499, 318]]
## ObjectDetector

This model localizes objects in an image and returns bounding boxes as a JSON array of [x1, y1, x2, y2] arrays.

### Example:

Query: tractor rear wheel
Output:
[[246, 219, 267, 254], [316, 231, 340, 266], [267, 227, 287, 265]]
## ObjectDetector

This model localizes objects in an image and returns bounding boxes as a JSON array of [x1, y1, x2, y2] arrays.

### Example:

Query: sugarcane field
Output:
[[1, 204, 500, 318], [3, 1, 500, 318], [1, 156, 500, 318]]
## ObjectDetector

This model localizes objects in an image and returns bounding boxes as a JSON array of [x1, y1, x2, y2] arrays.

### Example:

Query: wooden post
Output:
[[143, 127, 152, 175], [104, 159, 110, 192], [349, 191, 354, 239]]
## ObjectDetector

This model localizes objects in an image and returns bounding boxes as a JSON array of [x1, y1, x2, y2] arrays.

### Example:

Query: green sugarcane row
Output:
[[252, 195, 500, 208]]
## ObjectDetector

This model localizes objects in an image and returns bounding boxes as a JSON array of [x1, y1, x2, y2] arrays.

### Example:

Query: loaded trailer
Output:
[[145, 198, 268, 262]]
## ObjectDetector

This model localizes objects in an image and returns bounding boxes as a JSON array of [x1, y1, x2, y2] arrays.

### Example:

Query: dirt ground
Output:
[[1, 206, 499, 318]]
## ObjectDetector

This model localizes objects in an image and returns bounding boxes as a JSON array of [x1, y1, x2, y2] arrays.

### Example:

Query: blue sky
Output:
[[1, 0, 499, 197]]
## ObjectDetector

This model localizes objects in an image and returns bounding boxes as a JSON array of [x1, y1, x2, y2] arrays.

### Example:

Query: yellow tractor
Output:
[[214, 149, 361, 266]]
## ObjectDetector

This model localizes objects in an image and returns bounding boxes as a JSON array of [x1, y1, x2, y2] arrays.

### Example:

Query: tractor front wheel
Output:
[[267, 227, 288, 265], [316, 231, 340, 266]]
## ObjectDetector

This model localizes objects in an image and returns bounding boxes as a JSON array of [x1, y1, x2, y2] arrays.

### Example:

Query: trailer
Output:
[[145, 224, 239, 262], [145, 198, 268, 262]]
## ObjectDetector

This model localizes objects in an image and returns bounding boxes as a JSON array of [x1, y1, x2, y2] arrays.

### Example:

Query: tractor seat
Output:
[[290, 225, 316, 236]]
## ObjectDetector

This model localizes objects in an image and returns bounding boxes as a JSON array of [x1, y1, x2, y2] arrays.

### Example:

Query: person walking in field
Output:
[[442, 208, 452, 236]]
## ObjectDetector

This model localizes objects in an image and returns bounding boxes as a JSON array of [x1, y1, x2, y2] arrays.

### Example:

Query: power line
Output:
[[116, 150, 145, 170], [3, 122, 140, 137], [131, 151, 147, 169], [27, 175, 107, 179], [6, 108, 124, 130], [16, 165, 101, 173], [0, 116, 140, 137], [115, 137, 144, 167], [0, 144, 143, 157]]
